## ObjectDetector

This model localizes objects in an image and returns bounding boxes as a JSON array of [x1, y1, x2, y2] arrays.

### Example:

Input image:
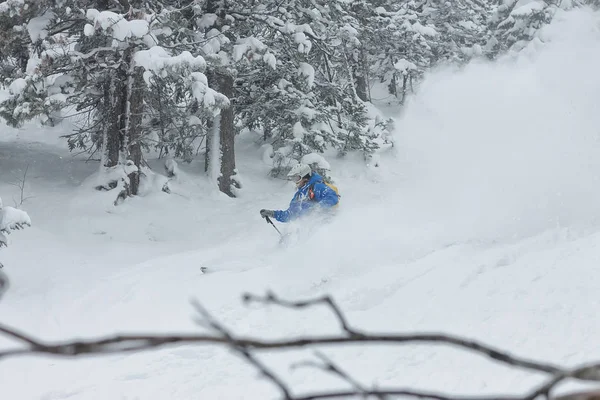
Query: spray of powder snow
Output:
[[265, 8, 600, 278], [389, 8, 600, 244]]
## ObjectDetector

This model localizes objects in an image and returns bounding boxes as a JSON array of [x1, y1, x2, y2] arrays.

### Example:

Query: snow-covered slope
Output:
[[1, 7, 600, 400]]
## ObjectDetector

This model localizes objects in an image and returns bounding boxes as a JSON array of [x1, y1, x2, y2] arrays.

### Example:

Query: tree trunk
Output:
[[203, 0, 217, 173], [205, 117, 212, 173], [203, 0, 237, 196], [110, 48, 145, 202], [389, 72, 398, 98], [98, 0, 120, 169], [104, 76, 121, 168], [127, 66, 145, 195], [216, 72, 238, 197], [355, 71, 369, 102], [401, 74, 408, 104], [354, 49, 369, 102]]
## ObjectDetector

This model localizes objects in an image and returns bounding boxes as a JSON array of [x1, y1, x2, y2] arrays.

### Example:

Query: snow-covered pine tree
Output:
[[0, 0, 226, 202], [420, 0, 491, 63], [354, 1, 439, 102], [227, 0, 388, 177], [199, 0, 248, 197], [194, 0, 328, 178], [305, 0, 378, 157], [0, 0, 33, 86], [143, 0, 284, 197], [141, 1, 228, 165], [484, 0, 585, 58]]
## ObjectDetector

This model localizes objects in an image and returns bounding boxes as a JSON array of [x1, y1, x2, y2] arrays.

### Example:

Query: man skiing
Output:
[[260, 163, 340, 223]]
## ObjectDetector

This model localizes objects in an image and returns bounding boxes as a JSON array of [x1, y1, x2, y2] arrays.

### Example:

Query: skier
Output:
[[260, 163, 340, 223]]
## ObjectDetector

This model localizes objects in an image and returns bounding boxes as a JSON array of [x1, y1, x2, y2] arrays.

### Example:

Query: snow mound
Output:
[[0, 203, 31, 232]]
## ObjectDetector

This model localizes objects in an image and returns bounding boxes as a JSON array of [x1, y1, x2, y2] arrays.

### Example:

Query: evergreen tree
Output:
[[0, 0, 226, 201], [485, 0, 586, 57], [355, 1, 439, 101], [422, 0, 490, 63], [228, 0, 389, 176], [1, 0, 591, 206]]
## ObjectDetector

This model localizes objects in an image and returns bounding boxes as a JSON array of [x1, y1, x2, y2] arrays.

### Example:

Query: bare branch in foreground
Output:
[[243, 291, 563, 377], [526, 362, 600, 400], [0, 327, 562, 376], [0, 290, 599, 400], [553, 391, 600, 400]]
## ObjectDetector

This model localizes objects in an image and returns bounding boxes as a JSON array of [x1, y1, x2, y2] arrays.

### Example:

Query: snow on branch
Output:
[[130, 47, 227, 109], [411, 21, 438, 38], [231, 36, 278, 70], [84, 9, 150, 42], [0, 289, 598, 399], [511, 2, 546, 18], [301, 153, 331, 171], [132, 46, 206, 73], [0, 197, 31, 236], [394, 59, 418, 75], [0, 0, 24, 16], [298, 62, 315, 87]]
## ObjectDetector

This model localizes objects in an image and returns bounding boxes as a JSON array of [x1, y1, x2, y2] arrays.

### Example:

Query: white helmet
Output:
[[287, 163, 312, 182]]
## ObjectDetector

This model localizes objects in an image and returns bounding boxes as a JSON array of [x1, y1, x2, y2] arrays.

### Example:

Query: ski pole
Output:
[[265, 216, 282, 236]]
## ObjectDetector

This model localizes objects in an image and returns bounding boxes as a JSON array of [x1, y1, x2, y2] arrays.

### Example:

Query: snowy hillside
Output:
[[1, 6, 600, 400]]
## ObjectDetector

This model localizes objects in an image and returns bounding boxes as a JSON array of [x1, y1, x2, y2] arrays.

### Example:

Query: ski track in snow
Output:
[[2, 7, 600, 400]]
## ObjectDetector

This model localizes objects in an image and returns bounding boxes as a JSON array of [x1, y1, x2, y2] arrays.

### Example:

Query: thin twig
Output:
[[0, 324, 42, 348], [191, 299, 293, 399], [10, 163, 33, 207], [243, 291, 361, 337], [293, 351, 380, 399]]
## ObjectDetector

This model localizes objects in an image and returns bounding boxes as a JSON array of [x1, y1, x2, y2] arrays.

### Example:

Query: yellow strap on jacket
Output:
[[308, 182, 340, 207]]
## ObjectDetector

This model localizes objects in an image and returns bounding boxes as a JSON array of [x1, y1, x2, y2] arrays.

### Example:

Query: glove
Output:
[[260, 209, 275, 219]]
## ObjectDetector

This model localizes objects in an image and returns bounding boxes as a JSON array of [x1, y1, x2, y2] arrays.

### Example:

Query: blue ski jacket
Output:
[[273, 173, 339, 223]]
